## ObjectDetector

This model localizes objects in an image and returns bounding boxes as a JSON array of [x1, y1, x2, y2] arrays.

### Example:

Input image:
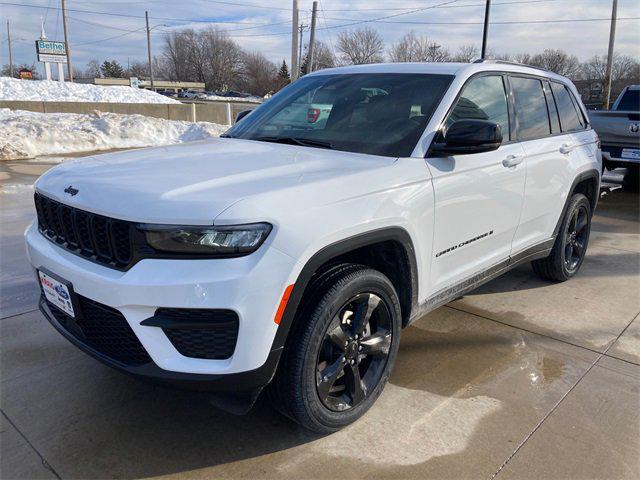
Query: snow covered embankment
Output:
[[0, 77, 180, 104], [0, 109, 227, 160]]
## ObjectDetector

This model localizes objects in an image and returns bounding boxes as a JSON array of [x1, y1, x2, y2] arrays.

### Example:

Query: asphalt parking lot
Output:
[[1, 157, 638, 480]]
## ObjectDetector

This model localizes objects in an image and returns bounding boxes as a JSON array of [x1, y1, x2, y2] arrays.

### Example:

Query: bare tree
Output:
[[1, 63, 40, 79], [75, 59, 101, 79], [486, 50, 513, 61], [510, 53, 531, 64], [126, 61, 149, 79], [337, 27, 384, 65], [581, 53, 639, 84], [202, 28, 244, 91], [163, 27, 244, 91], [238, 51, 278, 96], [529, 49, 580, 77], [452, 44, 478, 63], [311, 40, 337, 71], [388, 31, 450, 62]]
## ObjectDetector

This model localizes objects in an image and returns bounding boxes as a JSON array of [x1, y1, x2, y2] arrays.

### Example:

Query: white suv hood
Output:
[[35, 138, 395, 225]]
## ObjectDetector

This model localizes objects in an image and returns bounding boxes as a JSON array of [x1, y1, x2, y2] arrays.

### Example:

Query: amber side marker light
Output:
[[274, 284, 294, 325]]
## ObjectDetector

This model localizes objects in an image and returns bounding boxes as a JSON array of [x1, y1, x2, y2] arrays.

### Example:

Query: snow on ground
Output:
[[0, 109, 227, 160], [0, 77, 180, 104], [202, 93, 262, 103]]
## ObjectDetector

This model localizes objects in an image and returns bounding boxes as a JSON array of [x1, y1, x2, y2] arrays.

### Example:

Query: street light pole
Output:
[[6, 20, 13, 78], [291, 0, 299, 81], [604, 0, 618, 109], [145, 11, 155, 89], [61, 0, 73, 81], [481, 0, 491, 59], [298, 24, 307, 76], [308, 1, 318, 72]]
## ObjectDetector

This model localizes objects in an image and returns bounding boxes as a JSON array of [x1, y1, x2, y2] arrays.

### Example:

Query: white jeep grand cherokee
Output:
[[26, 61, 601, 432]]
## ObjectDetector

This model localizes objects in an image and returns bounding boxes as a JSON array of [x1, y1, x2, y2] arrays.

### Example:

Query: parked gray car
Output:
[[589, 85, 640, 171]]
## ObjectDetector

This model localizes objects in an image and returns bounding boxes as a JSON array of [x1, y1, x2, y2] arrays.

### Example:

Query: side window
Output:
[[511, 76, 551, 141], [447, 75, 510, 140], [550, 82, 585, 132], [543, 81, 561, 134]]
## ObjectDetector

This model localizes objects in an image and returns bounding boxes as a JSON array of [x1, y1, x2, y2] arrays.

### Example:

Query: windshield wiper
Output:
[[253, 136, 334, 150]]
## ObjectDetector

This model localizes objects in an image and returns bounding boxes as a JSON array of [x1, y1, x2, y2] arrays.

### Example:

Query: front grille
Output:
[[47, 295, 152, 366], [34, 193, 133, 270], [156, 309, 239, 360]]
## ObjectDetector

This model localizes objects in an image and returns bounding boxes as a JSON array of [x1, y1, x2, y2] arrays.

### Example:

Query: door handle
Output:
[[502, 154, 525, 168], [559, 143, 575, 154]]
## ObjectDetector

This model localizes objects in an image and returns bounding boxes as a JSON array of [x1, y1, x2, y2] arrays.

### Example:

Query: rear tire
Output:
[[268, 264, 401, 433], [532, 193, 591, 282]]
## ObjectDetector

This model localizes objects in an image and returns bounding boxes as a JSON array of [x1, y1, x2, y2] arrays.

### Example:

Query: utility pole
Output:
[[298, 24, 307, 76], [481, 0, 491, 59], [308, 1, 318, 73], [145, 11, 155, 89], [604, 0, 618, 109], [6, 20, 13, 78], [61, 0, 73, 81], [291, 0, 299, 81]]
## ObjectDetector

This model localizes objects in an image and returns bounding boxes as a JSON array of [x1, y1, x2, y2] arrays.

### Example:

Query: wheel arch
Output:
[[271, 227, 419, 352], [553, 169, 600, 238]]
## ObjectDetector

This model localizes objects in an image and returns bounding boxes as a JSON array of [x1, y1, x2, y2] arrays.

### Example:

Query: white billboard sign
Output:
[[36, 40, 67, 56], [38, 53, 67, 64]]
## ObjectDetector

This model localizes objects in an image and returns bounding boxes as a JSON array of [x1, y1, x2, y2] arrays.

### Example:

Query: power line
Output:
[[67, 14, 291, 34], [0, 2, 284, 25], [74, 27, 145, 47], [321, 0, 562, 11]]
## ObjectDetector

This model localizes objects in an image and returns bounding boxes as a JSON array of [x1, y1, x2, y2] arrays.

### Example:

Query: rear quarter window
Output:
[[550, 82, 585, 132]]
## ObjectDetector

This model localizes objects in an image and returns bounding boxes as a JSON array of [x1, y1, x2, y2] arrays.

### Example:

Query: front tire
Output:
[[269, 264, 401, 433], [532, 193, 592, 281]]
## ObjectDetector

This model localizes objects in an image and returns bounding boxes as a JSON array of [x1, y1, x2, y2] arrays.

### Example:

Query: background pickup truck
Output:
[[589, 85, 640, 172]]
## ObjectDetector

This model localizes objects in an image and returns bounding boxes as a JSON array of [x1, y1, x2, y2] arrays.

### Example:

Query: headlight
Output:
[[139, 223, 272, 256]]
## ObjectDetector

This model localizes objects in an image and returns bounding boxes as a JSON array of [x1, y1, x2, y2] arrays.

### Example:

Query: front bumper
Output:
[[26, 221, 297, 389], [39, 296, 283, 392]]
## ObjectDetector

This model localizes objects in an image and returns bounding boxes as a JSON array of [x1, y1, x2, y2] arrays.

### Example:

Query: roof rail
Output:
[[473, 58, 549, 73]]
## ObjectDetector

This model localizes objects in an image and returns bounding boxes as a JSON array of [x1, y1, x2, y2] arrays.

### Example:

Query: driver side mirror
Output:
[[429, 119, 503, 156], [235, 110, 252, 123]]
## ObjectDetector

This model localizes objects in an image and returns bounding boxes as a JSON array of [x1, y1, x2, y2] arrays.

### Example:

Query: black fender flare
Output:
[[270, 226, 419, 352], [552, 169, 600, 238]]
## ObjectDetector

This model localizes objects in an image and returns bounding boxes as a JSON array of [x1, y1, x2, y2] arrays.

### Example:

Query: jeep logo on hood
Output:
[[64, 185, 79, 196]]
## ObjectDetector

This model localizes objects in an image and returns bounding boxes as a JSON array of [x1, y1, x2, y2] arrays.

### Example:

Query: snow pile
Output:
[[0, 109, 227, 160], [0, 77, 180, 104], [202, 93, 262, 103]]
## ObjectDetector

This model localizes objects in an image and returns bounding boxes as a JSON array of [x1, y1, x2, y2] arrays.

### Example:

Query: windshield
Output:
[[225, 73, 454, 157], [616, 89, 639, 111]]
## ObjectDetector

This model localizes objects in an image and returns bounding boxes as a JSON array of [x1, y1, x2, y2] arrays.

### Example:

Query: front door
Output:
[[426, 74, 526, 294]]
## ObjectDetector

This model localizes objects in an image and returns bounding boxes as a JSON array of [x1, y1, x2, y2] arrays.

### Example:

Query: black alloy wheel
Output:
[[316, 292, 392, 411], [268, 264, 402, 433], [532, 193, 592, 282], [564, 204, 589, 273]]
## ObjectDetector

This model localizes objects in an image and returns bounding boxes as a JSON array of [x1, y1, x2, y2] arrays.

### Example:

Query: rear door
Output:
[[510, 77, 594, 253], [426, 74, 526, 294]]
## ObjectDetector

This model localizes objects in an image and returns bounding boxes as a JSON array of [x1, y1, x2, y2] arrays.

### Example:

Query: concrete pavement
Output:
[[1, 158, 638, 479]]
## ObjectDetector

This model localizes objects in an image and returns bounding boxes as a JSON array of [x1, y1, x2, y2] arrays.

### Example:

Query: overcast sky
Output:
[[2, 0, 639, 76]]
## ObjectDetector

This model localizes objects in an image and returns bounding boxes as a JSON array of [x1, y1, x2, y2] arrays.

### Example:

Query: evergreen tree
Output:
[[100, 60, 126, 78], [277, 60, 290, 85]]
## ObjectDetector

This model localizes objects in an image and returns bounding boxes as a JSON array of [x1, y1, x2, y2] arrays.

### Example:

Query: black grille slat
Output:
[[34, 193, 134, 270], [75, 210, 94, 254], [60, 206, 79, 248], [111, 221, 133, 265], [91, 216, 112, 260], [47, 296, 151, 366]]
